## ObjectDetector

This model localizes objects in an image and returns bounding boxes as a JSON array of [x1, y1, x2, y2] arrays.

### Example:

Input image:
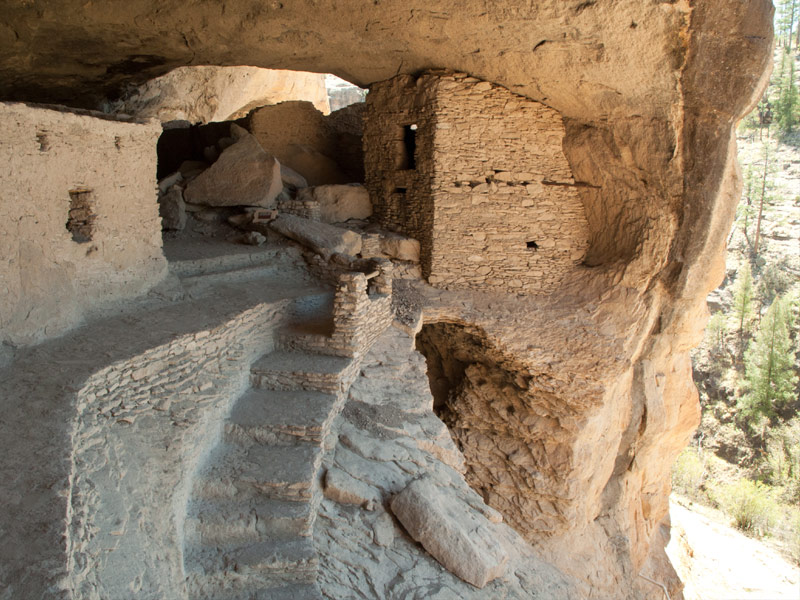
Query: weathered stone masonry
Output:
[[68, 299, 294, 599], [365, 72, 590, 295]]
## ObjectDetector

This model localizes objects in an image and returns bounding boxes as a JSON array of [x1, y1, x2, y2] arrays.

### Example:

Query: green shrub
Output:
[[790, 510, 800, 565], [672, 448, 706, 500], [764, 418, 800, 504], [717, 478, 778, 537]]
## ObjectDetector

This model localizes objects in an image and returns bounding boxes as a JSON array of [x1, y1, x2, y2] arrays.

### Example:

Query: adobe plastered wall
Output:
[[0, 102, 166, 346], [365, 73, 589, 294]]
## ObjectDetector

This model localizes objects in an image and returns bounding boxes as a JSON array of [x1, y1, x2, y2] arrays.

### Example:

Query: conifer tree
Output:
[[776, 57, 800, 135], [740, 296, 799, 424], [732, 262, 754, 350]]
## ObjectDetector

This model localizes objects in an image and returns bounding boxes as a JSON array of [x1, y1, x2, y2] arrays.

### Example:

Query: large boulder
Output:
[[184, 133, 283, 208], [299, 184, 372, 223], [379, 232, 420, 262], [249, 101, 360, 185], [269, 214, 362, 258], [280, 164, 308, 190], [390, 476, 508, 588]]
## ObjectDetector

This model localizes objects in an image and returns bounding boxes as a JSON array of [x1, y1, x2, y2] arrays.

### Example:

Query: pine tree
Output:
[[776, 57, 800, 135], [778, 0, 800, 50], [740, 296, 799, 424], [732, 262, 754, 351]]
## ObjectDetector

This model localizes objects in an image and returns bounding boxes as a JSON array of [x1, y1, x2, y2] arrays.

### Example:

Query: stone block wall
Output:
[[327, 264, 393, 358], [276, 195, 321, 220], [364, 75, 436, 277], [282, 258, 394, 360], [364, 73, 590, 295], [0, 102, 166, 346]]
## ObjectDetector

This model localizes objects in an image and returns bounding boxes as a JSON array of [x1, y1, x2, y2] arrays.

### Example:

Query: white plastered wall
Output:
[[0, 102, 166, 346]]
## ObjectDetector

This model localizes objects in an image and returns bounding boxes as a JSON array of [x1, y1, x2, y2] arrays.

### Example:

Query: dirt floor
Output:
[[667, 496, 800, 600]]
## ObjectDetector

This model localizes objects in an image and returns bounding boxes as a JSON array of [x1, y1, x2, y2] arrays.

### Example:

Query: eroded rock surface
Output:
[[315, 326, 579, 599], [105, 66, 330, 123]]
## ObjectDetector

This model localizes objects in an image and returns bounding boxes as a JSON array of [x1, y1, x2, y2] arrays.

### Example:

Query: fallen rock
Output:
[[270, 214, 362, 258], [178, 160, 208, 181], [239, 231, 266, 246], [159, 186, 187, 231], [299, 184, 372, 223], [250, 101, 353, 185], [324, 467, 378, 506], [202, 144, 219, 163], [281, 164, 308, 190], [157, 171, 183, 194], [227, 213, 253, 228], [371, 511, 395, 547], [230, 122, 249, 141], [184, 133, 283, 208], [217, 136, 235, 152], [390, 476, 508, 588], [278, 144, 350, 186], [380, 232, 420, 262]]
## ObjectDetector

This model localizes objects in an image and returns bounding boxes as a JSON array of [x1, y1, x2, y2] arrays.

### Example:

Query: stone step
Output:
[[193, 442, 323, 502], [186, 538, 318, 581], [180, 264, 289, 293], [186, 578, 323, 600], [185, 497, 315, 547], [185, 539, 319, 596], [250, 350, 355, 394], [168, 246, 286, 278], [225, 388, 339, 446]]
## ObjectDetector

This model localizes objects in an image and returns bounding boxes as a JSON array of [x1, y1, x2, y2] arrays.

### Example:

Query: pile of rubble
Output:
[[157, 121, 420, 276]]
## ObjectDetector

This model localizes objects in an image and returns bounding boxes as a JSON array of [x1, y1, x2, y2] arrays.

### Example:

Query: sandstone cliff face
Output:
[[104, 66, 330, 124], [0, 1, 775, 599]]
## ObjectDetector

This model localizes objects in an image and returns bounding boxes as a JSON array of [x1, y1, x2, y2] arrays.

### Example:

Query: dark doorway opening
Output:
[[403, 124, 417, 170]]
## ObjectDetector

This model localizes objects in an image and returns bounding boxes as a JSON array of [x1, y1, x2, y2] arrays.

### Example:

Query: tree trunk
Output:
[[754, 143, 768, 255]]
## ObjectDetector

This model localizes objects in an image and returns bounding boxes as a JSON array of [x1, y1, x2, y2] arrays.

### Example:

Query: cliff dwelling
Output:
[[0, 2, 776, 600]]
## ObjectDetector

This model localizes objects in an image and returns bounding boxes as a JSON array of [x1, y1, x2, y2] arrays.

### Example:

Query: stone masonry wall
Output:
[[363, 75, 436, 277], [0, 102, 166, 346], [429, 74, 589, 294], [365, 73, 589, 294], [282, 262, 394, 360], [67, 299, 292, 599], [327, 266, 393, 358]]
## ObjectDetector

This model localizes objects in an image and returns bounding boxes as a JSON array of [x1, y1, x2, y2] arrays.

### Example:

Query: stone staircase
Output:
[[183, 295, 360, 600]]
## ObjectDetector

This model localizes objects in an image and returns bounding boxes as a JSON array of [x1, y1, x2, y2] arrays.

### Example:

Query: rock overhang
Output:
[[0, 0, 763, 125]]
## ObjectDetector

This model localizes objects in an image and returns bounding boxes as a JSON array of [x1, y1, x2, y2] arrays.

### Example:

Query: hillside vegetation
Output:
[[675, 8, 800, 564]]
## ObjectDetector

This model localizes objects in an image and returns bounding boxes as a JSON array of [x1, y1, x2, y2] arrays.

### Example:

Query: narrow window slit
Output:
[[66, 189, 96, 243]]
